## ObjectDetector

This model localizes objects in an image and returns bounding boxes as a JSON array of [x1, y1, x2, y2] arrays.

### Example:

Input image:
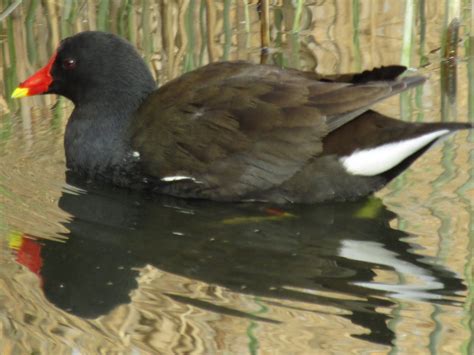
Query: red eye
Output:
[[62, 58, 77, 70]]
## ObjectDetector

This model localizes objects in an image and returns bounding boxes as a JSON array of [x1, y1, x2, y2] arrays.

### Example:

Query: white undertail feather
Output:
[[340, 130, 450, 176]]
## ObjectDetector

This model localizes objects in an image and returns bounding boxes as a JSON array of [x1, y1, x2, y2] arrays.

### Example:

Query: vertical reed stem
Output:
[[260, 0, 270, 64]]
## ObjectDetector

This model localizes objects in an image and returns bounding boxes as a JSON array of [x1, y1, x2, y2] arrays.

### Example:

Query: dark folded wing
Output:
[[130, 62, 424, 199]]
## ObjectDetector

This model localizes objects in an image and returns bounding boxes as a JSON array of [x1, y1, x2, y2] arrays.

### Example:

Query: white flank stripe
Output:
[[161, 175, 201, 183], [340, 130, 450, 176]]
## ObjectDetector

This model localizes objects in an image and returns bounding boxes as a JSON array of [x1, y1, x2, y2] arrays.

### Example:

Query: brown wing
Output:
[[130, 62, 423, 200]]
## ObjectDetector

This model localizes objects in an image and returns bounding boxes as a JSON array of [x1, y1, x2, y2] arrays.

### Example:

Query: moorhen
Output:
[[12, 31, 472, 203]]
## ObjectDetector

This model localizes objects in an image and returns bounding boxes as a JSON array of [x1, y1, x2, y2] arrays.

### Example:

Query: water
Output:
[[0, 1, 472, 354]]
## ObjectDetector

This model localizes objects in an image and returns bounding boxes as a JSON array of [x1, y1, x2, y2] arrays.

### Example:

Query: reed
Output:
[[223, 0, 232, 60], [259, 0, 269, 64]]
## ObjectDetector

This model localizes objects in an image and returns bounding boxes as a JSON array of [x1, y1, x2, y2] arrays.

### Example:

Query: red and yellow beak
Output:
[[11, 53, 57, 99]]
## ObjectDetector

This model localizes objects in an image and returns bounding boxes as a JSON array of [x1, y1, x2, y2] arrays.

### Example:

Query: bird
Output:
[[12, 31, 472, 203]]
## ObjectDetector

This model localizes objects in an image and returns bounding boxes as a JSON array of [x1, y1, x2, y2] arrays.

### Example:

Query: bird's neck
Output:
[[64, 98, 143, 181]]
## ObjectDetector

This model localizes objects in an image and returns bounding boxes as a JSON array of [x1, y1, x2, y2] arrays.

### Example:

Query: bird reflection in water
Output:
[[9, 175, 466, 347]]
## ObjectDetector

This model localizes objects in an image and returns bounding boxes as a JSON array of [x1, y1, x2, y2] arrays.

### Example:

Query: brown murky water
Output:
[[0, 1, 472, 354]]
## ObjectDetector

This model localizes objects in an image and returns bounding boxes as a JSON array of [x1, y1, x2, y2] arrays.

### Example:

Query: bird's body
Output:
[[13, 31, 472, 203]]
